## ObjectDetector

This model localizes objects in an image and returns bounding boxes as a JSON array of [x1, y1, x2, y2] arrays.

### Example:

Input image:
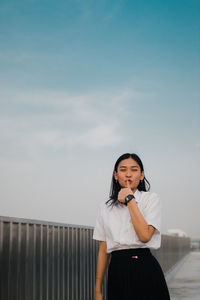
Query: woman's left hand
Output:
[[118, 187, 133, 203]]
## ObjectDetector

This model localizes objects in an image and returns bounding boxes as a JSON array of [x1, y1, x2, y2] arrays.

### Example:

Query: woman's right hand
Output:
[[95, 291, 103, 300]]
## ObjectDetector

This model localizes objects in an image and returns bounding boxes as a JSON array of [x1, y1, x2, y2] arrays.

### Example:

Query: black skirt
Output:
[[107, 248, 171, 300]]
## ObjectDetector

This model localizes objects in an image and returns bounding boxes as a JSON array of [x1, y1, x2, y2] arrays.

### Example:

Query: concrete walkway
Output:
[[167, 251, 200, 300]]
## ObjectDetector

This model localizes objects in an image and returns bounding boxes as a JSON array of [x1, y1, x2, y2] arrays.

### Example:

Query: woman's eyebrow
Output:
[[119, 166, 138, 168]]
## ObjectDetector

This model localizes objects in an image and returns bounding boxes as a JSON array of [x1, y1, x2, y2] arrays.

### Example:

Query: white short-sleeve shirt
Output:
[[93, 189, 161, 253]]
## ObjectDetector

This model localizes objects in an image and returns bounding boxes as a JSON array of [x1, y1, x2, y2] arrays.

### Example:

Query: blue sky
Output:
[[0, 0, 200, 238]]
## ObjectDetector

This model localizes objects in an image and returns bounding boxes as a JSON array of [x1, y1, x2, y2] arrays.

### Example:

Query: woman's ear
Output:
[[113, 171, 118, 181], [141, 171, 145, 181]]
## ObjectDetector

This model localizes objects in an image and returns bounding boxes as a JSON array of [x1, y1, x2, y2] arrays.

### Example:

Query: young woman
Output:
[[93, 153, 171, 300]]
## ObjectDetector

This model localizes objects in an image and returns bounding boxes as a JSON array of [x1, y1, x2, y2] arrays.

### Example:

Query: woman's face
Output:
[[114, 157, 144, 192]]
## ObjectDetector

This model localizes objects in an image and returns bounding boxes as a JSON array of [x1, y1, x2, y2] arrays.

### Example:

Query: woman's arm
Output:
[[95, 241, 110, 299], [127, 200, 155, 242], [118, 182, 156, 243]]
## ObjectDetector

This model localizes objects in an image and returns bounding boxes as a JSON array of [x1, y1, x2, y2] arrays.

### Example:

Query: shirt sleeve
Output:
[[93, 203, 106, 241], [143, 193, 161, 233]]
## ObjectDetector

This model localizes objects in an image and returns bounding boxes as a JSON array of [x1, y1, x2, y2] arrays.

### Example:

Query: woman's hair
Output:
[[105, 153, 150, 207]]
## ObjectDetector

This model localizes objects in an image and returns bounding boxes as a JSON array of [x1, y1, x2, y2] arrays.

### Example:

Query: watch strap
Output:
[[125, 194, 136, 206]]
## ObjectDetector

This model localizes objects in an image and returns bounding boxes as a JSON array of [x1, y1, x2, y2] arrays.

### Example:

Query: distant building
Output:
[[167, 229, 188, 237], [191, 238, 200, 251]]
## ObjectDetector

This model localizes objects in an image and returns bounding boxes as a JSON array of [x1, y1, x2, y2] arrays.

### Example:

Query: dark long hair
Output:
[[106, 153, 150, 207]]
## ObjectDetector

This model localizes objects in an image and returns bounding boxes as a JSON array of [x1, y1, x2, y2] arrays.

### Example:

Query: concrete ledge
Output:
[[165, 252, 191, 282]]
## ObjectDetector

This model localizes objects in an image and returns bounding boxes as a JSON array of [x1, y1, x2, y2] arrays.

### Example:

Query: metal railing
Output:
[[0, 216, 190, 300]]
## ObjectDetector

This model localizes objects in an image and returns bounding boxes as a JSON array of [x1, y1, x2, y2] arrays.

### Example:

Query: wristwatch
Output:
[[124, 194, 135, 206]]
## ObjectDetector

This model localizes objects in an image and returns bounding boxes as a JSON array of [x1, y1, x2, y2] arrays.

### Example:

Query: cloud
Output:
[[103, 1, 123, 22], [0, 87, 138, 161], [0, 51, 37, 63], [195, 142, 200, 151], [76, 123, 122, 148]]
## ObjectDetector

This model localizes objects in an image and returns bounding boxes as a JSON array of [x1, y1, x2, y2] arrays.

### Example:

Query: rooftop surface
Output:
[[168, 252, 200, 300]]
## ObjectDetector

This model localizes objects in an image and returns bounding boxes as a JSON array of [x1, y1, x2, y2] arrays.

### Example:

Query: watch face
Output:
[[126, 194, 134, 201]]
